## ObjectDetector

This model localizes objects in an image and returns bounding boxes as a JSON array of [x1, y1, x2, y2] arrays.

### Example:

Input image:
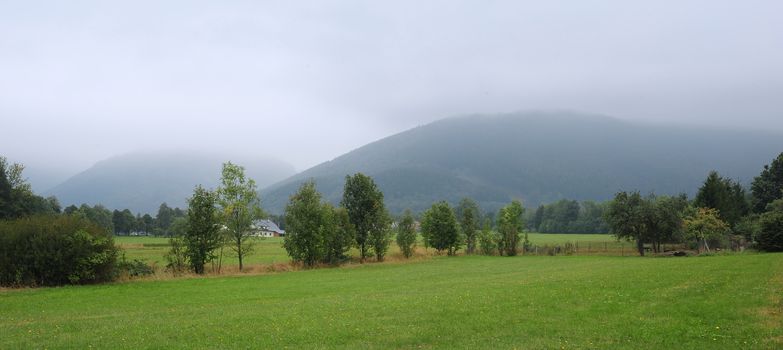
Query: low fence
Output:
[[521, 241, 690, 256]]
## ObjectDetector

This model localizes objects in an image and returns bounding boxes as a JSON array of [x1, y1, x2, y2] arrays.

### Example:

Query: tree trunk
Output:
[[637, 238, 645, 256]]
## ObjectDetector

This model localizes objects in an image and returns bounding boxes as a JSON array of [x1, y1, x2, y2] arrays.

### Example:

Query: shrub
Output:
[[164, 237, 188, 275], [756, 210, 783, 252], [396, 209, 417, 258], [0, 215, 118, 286], [478, 227, 497, 255], [117, 254, 154, 277]]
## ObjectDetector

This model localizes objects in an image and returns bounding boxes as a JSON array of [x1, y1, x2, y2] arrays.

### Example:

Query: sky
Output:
[[2, 1, 782, 190]]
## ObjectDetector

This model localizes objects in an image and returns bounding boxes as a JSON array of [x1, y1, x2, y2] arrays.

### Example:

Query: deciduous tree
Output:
[[683, 207, 729, 253], [456, 198, 481, 254], [341, 173, 389, 262], [396, 209, 417, 258], [184, 186, 221, 274], [497, 200, 524, 256], [217, 162, 264, 271], [421, 201, 461, 255]]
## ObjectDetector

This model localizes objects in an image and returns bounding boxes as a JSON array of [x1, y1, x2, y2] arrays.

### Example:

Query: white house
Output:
[[252, 219, 285, 237]]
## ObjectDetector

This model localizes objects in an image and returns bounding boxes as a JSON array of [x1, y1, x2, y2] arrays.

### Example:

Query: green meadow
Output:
[[1, 253, 781, 349], [115, 233, 630, 267]]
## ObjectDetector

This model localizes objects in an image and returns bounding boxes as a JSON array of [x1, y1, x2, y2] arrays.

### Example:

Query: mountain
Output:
[[261, 112, 783, 214], [47, 151, 296, 214]]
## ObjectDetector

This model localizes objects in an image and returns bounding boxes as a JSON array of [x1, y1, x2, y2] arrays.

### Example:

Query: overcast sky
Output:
[[2, 1, 782, 188]]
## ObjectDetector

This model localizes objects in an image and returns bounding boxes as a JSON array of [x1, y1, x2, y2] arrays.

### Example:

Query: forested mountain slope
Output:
[[262, 112, 783, 214]]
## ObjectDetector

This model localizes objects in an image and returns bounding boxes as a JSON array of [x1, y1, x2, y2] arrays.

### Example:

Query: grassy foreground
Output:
[[2, 254, 781, 349]]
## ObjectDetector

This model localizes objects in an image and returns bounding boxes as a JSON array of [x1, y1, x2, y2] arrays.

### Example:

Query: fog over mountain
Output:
[[2, 1, 782, 175], [47, 151, 295, 214], [261, 112, 783, 214]]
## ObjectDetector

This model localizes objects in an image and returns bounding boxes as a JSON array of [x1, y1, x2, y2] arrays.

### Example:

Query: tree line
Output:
[[604, 153, 783, 255]]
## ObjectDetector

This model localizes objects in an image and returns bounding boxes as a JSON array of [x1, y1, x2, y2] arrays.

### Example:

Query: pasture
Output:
[[115, 233, 628, 268], [1, 253, 781, 349]]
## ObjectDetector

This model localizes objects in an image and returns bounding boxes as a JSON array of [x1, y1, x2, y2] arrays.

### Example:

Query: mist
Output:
[[2, 1, 782, 190]]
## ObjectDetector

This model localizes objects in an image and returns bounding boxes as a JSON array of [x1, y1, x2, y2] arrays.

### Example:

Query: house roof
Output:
[[254, 219, 284, 233]]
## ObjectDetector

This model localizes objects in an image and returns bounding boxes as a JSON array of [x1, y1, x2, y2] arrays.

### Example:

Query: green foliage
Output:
[[184, 186, 221, 274], [478, 219, 497, 255], [694, 171, 749, 226], [164, 237, 188, 275], [395, 209, 417, 258], [116, 254, 154, 277], [217, 162, 264, 271], [605, 191, 648, 255], [683, 207, 730, 252], [284, 181, 354, 266], [644, 194, 689, 252], [155, 203, 182, 236], [497, 200, 525, 256], [421, 201, 461, 255], [755, 199, 783, 251], [284, 181, 325, 266], [341, 173, 390, 261], [323, 206, 355, 265], [456, 198, 481, 254], [0, 157, 62, 220], [112, 209, 136, 234], [68, 204, 115, 233], [531, 200, 609, 233], [0, 215, 118, 286], [751, 152, 783, 213]]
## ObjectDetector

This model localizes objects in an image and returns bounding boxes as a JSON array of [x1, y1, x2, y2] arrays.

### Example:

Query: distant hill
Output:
[[47, 151, 296, 214], [261, 112, 783, 214]]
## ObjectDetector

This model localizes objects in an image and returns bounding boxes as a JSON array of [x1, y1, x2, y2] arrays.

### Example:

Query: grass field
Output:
[[1, 254, 781, 349], [115, 233, 626, 267]]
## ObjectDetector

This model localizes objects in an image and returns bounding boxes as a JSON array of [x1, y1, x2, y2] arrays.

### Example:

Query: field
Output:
[[115, 233, 629, 267], [1, 253, 781, 349]]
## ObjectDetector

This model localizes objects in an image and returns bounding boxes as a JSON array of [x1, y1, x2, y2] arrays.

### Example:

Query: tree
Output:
[[644, 194, 688, 252], [140, 214, 155, 235], [456, 198, 481, 254], [755, 199, 783, 252], [683, 207, 729, 253], [421, 201, 461, 255], [324, 206, 355, 265], [478, 218, 497, 255], [112, 209, 136, 235], [694, 171, 749, 227], [184, 186, 222, 274], [751, 152, 783, 213], [341, 173, 389, 262], [497, 200, 525, 256], [396, 209, 417, 258], [169, 216, 188, 238], [530, 205, 545, 231], [605, 191, 648, 256], [284, 181, 327, 267], [217, 162, 264, 272], [156, 203, 175, 236], [0, 157, 61, 220]]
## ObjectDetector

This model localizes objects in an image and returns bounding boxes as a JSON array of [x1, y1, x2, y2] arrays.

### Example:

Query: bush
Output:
[[117, 254, 154, 277], [756, 210, 783, 252], [164, 237, 188, 275], [478, 229, 497, 255], [0, 215, 118, 286]]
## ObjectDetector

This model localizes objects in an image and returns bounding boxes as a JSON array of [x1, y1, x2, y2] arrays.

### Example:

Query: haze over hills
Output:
[[261, 112, 783, 215], [46, 151, 296, 214]]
